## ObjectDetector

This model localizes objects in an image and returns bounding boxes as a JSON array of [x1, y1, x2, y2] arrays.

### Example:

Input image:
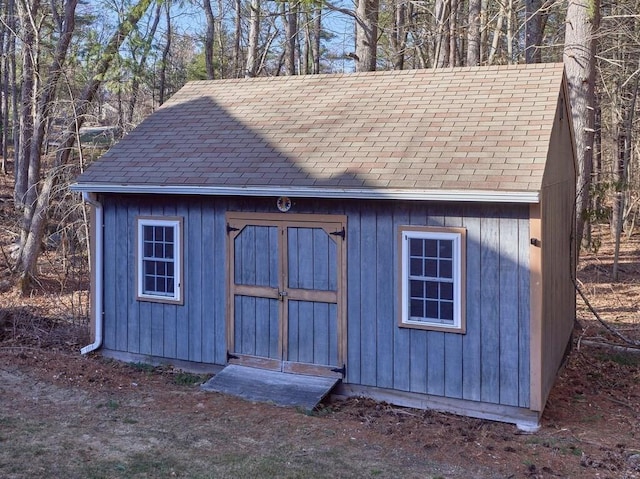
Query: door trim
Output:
[[226, 212, 347, 377]]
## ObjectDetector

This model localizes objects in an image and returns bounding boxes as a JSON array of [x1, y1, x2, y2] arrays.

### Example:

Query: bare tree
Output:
[[17, 0, 155, 291], [563, 0, 599, 251]]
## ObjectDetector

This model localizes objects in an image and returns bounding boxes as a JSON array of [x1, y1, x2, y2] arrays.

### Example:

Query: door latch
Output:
[[278, 290, 288, 301]]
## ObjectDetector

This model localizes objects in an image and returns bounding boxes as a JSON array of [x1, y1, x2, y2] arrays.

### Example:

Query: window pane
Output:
[[154, 243, 163, 258], [426, 281, 439, 299], [424, 239, 437, 257], [409, 238, 423, 256], [156, 277, 166, 293], [144, 226, 153, 241], [144, 275, 154, 293], [167, 262, 174, 277], [144, 261, 155, 276], [440, 259, 452, 279], [154, 226, 164, 241], [410, 280, 424, 298], [439, 240, 453, 258], [165, 243, 174, 259], [410, 258, 423, 276], [410, 299, 423, 318], [426, 300, 438, 319], [440, 302, 454, 321], [167, 278, 175, 293], [157, 262, 166, 276], [441, 282, 454, 301], [425, 259, 438, 277], [143, 241, 153, 258]]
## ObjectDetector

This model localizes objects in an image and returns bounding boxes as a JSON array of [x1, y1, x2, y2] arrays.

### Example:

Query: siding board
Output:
[[499, 214, 520, 406], [359, 207, 377, 386], [201, 202, 216, 363], [346, 207, 361, 384], [188, 203, 203, 362], [376, 212, 394, 389], [213, 199, 227, 364], [103, 201, 117, 350], [480, 213, 500, 404], [462, 215, 482, 401], [115, 204, 128, 352], [127, 206, 140, 354]]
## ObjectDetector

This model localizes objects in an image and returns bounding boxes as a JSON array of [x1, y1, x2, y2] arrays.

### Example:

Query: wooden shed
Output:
[[72, 63, 576, 430]]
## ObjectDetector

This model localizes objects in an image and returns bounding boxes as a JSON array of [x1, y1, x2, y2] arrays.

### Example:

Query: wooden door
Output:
[[226, 213, 346, 378]]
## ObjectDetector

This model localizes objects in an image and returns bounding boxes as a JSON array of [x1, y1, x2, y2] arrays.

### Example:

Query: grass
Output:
[[172, 372, 205, 386], [601, 352, 640, 367]]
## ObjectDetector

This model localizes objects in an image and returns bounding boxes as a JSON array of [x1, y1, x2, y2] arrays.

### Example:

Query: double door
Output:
[[226, 212, 346, 378]]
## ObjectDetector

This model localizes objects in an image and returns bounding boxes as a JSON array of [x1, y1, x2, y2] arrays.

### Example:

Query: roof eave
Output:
[[70, 183, 540, 204]]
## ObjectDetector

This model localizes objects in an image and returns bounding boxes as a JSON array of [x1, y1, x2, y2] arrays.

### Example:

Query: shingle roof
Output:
[[75, 63, 566, 201]]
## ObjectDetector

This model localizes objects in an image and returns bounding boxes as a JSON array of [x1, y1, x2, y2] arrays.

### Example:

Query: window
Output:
[[137, 217, 182, 303], [399, 227, 466, 332]]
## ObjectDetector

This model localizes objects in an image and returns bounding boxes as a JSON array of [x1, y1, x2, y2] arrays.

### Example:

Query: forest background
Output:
[[0, 0, 633, 307]]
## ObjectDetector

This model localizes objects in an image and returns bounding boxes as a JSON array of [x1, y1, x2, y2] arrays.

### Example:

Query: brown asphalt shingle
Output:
[[76, 63, 566, 194]]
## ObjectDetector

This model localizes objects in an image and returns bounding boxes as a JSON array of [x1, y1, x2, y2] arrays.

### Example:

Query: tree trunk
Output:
[[449, 0, 459, 66], [434, 0, 450, 68], [245, 0, 260, 77], [203, 0, 216, 79], [0, 0, 6, 175], [128, 2, 161, 125], [525, 0, 543, 63], [391, 0, 407, 70], [563, 0, 599, 251], [283, 1, 298, 75], [158, 0, 172, 105], [467, 0, 481, 65], [233, 0, 242, 77], [487, 3, 505, 64], [14, 0, 40, 207], [313, 3, 322, 73], [354, 0, 378, 71]]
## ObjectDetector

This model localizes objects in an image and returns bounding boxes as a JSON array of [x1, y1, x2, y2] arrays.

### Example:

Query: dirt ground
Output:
[[1, 171, 640, 478]]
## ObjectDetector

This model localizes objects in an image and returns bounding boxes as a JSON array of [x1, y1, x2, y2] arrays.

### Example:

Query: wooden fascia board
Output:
[[529, 203, 543, 411]]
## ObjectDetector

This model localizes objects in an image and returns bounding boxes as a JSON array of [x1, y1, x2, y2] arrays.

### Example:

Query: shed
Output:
[[72, 63, 576, 431]]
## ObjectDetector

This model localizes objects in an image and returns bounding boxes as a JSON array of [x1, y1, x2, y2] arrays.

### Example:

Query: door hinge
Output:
[[227, 223, 240, 234], [330, 227, 346, 239], [227, 351, 239, 361], [331, 364, 346, 378]]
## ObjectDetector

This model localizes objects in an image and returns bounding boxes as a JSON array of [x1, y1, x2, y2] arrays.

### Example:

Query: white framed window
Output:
[[136, 217, 183, 303], [399, 226, 466, 333]]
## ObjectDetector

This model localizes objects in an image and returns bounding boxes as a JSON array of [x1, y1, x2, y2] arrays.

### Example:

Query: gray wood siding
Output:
[[101, 195, 529, 408], [102, 196, 228, 365]]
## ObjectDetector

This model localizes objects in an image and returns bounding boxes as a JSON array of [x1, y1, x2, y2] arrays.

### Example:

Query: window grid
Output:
[[142, 225, 175, 296], [137, 218, 181, 302], [400, 228, 465, 332], [408, 238, 455, 325]]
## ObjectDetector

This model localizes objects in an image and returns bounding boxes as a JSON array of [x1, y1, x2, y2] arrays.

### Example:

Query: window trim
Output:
[[398, 226, 466, 333], [136, 216, 183, 304]]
